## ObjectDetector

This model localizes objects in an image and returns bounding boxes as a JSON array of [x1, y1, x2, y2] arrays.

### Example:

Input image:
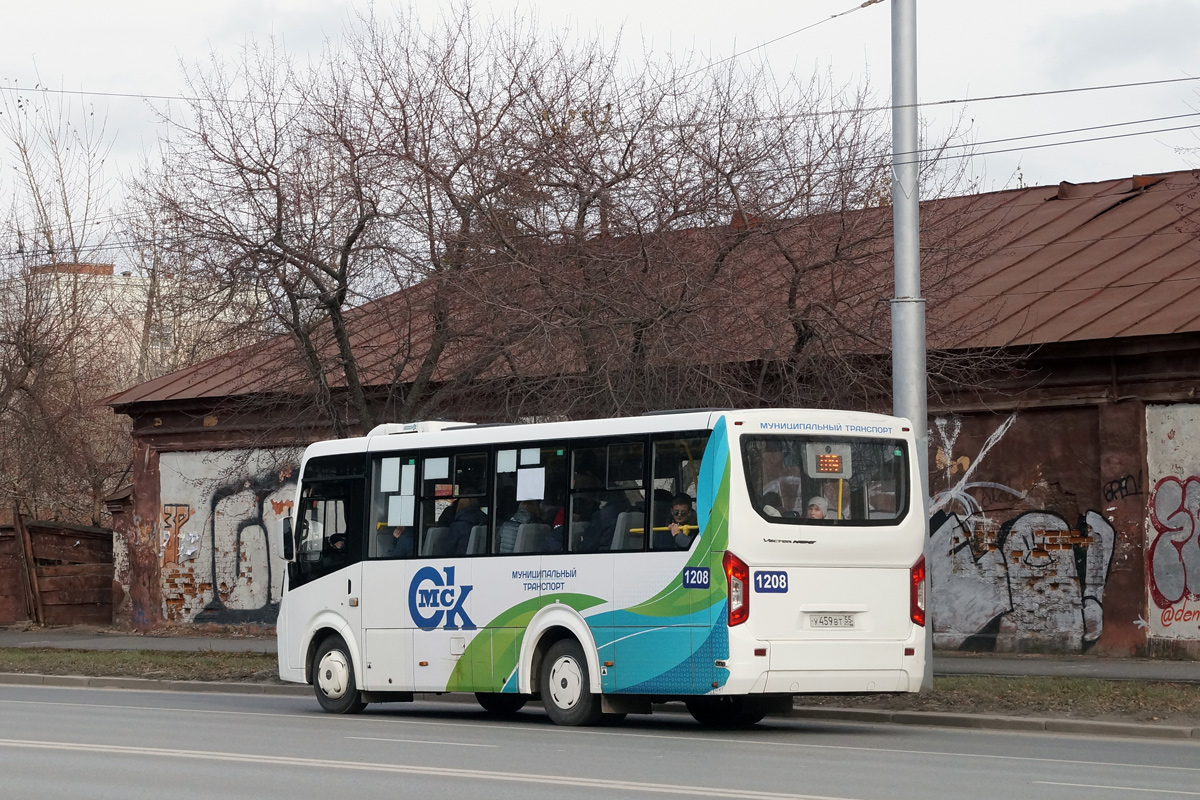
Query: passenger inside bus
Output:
[[806, 496, 829, 520], [668, 492, 698, 548], [320, 533, 349, 569], [498, 500, 541, 554], [761, 491, 784, 518], [387, 526, 414, 558], [441, 498, 487, 557], [581, 492, 631, 551]]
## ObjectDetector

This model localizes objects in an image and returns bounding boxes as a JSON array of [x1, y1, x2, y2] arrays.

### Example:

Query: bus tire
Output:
[[313, 634, 367, 714], [539, 639, 603, 726], [685, 696, 767, 727], [475, 692, 527, 715]]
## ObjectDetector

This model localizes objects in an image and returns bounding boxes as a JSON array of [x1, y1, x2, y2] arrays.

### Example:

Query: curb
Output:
[[792, 706, 1198, 740], [1, 673, 1195, 740], [0, 672, 310, 696]]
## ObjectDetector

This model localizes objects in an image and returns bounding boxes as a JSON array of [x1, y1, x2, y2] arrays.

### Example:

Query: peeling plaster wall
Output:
[[157, 448, 300, 623], [926, 407, 1136, 653], [112, 441, 163, 630], [1146, 404, 1200, 645]]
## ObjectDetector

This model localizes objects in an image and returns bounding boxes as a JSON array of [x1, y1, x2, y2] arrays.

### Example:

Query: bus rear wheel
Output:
[[540, 639, 603, 726], [685, 696, 768, 727], [475, 692, 527, 716], [313, 634, 367, 714]]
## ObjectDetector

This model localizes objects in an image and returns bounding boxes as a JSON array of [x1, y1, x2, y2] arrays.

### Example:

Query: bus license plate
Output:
[[809, 614, 855, 629]]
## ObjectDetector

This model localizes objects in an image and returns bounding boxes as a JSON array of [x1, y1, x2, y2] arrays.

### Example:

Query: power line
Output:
[[887, 74, 1200, 113], [672, 0, 884, 83], [1, 69, 1197, 120]]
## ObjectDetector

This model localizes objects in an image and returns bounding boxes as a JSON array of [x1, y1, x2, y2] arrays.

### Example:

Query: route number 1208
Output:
[[754, 571, 788, 593]]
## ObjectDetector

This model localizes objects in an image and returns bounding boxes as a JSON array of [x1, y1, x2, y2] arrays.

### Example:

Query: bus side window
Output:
[[419, 451, 490, 558], [649, 434, 709, 549], [370, 455, 417, 558], [494, 444, 567, 555], [569, 441, 645, 554]]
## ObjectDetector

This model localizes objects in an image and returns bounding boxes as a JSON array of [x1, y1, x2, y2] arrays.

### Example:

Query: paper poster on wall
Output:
[[517, 467, 546, 501], [497, 449, 517, 473], [400, 463, 415, 495], [387, 495, 415, 527], [424, 457, 449, 480], [380, 458, 400, 493]]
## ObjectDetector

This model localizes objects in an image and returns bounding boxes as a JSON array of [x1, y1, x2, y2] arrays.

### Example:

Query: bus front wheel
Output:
[[475, 692, 527, 715], [313, 634, 367, 714], [539, 639, 603, 726], [685, 696, 767, 727]]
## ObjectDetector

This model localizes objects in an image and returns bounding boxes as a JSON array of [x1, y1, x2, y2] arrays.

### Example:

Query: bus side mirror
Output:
[[277, 517, 294, 561]]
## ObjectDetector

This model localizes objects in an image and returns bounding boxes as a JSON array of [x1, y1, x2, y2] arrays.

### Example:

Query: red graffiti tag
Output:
[[1160, 606, 1200, 627], [1147, 476, 1200, 610]]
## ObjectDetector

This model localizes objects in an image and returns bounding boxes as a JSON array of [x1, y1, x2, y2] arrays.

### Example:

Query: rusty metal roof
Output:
[[942, 171, 1200, 347], [107, 169, 1200, 409]]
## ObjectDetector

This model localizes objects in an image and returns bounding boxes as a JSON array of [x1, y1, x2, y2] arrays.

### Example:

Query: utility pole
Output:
[[890, 0, 932, 689]]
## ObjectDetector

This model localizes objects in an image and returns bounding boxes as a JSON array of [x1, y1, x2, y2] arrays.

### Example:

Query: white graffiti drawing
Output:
[[1082, 510, 1116, 643], [929, 512, 1010, 641], [927, 413, 1116, 652], [931, 509, 1115, 651], [930, 413, 1025, 521]]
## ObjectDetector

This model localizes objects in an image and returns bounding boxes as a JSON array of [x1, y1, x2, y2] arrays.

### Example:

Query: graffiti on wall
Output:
[[159, 450, 299, 624], [1145, 404, 1200, 642], [929, 413, 1115, 652], [161, 504, 194, 566], [1147, 476, 1200, 633]]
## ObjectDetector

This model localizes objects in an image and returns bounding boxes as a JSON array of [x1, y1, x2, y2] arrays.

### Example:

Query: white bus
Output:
[[275, 408, 926, 726]]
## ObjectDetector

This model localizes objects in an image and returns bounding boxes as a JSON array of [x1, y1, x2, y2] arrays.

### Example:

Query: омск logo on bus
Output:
[[408, 566, 476, 630]]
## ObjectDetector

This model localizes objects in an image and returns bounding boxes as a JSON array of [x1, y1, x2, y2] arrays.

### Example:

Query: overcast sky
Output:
[[2, 0, 1198, 197]]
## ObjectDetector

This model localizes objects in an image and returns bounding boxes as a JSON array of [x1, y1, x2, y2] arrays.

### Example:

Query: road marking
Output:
[[2, 694, 1197, 776], [346, 736, 497, 748], [0, 738, 851, 799], [1035, 782, 1200, 796]]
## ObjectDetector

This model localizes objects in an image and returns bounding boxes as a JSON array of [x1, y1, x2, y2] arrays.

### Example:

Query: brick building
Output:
[[107, 170, 1200, 656]]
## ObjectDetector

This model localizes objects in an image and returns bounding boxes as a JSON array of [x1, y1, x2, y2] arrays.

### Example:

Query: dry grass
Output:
[[804, 675, 1200, 726], [0, 648, 281, 683]]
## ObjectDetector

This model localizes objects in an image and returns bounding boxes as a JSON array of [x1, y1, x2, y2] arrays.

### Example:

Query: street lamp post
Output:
[[890, 0, 932, 689]]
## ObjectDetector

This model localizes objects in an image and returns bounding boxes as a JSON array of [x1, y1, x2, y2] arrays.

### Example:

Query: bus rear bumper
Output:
[[761, 668, 917, 694], [719, 637, 926, 694]]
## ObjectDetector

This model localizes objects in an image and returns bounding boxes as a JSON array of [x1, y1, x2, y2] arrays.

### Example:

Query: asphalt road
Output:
[[0, 685, 1197, 800]]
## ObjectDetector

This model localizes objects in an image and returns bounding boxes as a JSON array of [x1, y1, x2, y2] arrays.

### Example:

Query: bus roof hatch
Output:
[[367, 420, 476, 437]]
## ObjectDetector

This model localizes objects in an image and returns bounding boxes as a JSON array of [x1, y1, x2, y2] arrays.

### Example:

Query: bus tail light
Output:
[[910, 555, 926, 627], [723, 551, 749, 626]]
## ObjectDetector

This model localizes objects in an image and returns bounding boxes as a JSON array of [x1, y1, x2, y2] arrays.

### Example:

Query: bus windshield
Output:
[[741, 434, 908, 525]]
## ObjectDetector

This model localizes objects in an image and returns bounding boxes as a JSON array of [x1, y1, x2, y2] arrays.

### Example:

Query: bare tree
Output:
[[139, 4, 1003, 437], [0, 85, 131, 524]]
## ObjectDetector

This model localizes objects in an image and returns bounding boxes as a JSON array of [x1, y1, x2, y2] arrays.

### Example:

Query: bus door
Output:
[[360, 454, 418, 692], [408, 450, 489, 692], [285, 463, 365, 673]]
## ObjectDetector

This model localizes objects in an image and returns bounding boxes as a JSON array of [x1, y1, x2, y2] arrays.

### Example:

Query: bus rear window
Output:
[[740, 435, 909, 525]]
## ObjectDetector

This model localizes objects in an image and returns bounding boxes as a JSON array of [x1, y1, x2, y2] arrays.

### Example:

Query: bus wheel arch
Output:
[[519, 606, 601, 696]]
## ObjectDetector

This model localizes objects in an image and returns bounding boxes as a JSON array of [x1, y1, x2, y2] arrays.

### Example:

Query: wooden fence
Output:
[[0, 518, 113, 626]]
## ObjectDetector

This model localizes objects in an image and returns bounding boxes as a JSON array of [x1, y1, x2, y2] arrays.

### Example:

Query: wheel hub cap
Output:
[[547, 655, 583, 710], [317, 650, 350, 700]]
